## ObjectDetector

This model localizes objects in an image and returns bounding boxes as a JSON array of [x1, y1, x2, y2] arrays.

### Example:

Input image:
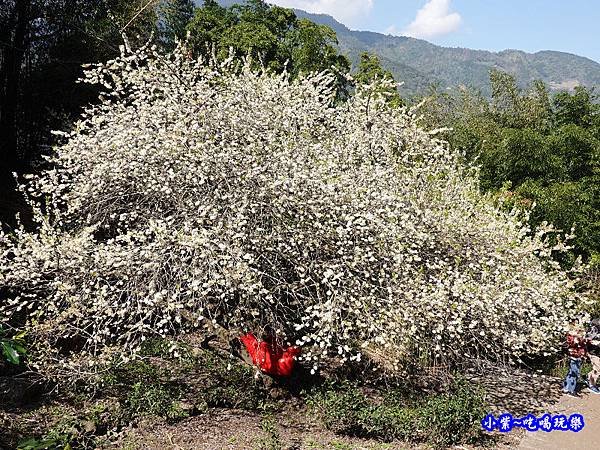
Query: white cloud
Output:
[[399, 0, 461, 39], [384, 25, 400, 35], [268, 1, 374, 27]]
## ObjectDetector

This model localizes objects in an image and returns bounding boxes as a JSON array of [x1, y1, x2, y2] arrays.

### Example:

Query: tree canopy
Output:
[[354, 52, 403, 107], [186, 0, 350, 87], [0, 0, 159, 228], [158, 0, 195, 49], [0, 46, 581, 383], [423, 71, 600, 261]]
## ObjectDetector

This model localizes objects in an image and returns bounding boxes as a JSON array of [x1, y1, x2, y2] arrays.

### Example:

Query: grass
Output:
[[12, 337, 489, 450], [257, 413, 283, 450], [306, 378, 487, 448]]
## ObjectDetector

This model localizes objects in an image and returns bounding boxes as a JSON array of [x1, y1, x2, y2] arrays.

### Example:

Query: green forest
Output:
[[1, 1, 599, 448]]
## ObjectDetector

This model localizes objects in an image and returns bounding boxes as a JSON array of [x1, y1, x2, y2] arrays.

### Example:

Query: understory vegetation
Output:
[[7, 345, 264, 449], [307, 378, 485, 447], [4, 339, 487, 449]]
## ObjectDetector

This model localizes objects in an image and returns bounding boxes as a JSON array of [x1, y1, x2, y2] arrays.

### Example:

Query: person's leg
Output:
[[588, 355, 600, 391], [564, 358, 574, 392], [564, 358, 582, 394]]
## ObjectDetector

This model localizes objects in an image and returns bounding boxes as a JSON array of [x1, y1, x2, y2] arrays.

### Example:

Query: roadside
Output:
[[518, 391, 600, 450]]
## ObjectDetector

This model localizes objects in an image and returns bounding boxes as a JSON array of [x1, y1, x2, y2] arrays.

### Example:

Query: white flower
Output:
[[0, 43, 584, 385]]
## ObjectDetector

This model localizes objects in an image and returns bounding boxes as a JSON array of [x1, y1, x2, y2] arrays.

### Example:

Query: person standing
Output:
[[563, 323, 588, 396]]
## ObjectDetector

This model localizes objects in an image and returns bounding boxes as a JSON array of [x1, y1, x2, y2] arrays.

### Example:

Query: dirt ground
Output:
[[105, 363, 560, 450], [108, 408, 415, 450], [1, 359, 583, 450], [108, 365, 591, 450]]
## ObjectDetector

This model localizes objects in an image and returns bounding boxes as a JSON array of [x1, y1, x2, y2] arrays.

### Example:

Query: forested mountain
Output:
[[214, 1, 600, 97], [321, 14, 600, 97]]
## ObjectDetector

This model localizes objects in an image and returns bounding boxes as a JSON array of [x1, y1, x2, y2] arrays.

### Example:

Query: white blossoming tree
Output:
[[0, 44, 585, 382]]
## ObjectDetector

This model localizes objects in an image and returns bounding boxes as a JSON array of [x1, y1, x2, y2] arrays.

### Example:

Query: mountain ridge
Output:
[[213, 1, 600, 96]]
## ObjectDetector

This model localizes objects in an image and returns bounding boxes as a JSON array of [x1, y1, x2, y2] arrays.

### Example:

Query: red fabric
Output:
[[567, 332, 589, 358], [240, 333, 301, 377]]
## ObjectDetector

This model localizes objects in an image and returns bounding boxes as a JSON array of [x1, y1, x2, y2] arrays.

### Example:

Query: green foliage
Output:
[[489, 70, 551, 130], [186, 0, 350, 92], [139, 337, 173, 357], [358, 404, 418, 443], [306, 379, 485, 447], [17, 401, 123, 450], [288, 19, 350, 79], [0, 325, 27, 365], [104, 360, 160, 386], [491, 128, 552, 187], [18, 436, 73, 450], [257, 413, 283, 450], [159, 0, 195, 49], [104, 347, 268, 412], [354, 52, 403, 107], [306, 382, 369, 435], [546, 124, 600, 180], [101, 359, 188, 422], [554, 86, 600, 128], [197, 350, 267, 409], [420, 380, 486, 447], [126, 382, 188, 422], [425, 71, 600, 259]]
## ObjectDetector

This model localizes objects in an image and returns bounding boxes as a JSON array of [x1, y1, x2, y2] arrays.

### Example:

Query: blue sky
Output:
[[269, 1, 600, 63]]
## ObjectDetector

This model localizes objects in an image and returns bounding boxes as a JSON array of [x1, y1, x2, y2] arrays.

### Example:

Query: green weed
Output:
[[307, 378, 486, 447], [0, 325, 27, 365], [125, 382, 187, 422], [257, 414, 283, 450]]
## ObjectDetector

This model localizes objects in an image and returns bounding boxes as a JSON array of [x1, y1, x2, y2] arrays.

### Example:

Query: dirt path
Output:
[[518, 390, 600, 450], [467, 365, 600, 450]]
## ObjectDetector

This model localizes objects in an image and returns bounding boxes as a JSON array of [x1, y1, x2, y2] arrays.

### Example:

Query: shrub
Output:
[[306, 382, 369, 435], [0, 43, 585, 384], [125, 382, 187, 422], [420, 379, 486, 447], [358, 404, 418, 442], [0, 325, 27, 365], [307, 379, 485, 446]]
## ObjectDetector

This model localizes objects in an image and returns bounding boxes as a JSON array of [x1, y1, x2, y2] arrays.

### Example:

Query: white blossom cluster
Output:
[[0, 45, 585, 382]]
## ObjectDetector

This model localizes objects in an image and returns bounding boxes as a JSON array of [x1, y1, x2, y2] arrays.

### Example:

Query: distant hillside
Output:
[[212, 1, 600, 96]]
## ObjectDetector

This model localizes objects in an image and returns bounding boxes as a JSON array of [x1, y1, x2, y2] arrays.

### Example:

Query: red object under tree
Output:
[[240, 333, 301, 377]]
